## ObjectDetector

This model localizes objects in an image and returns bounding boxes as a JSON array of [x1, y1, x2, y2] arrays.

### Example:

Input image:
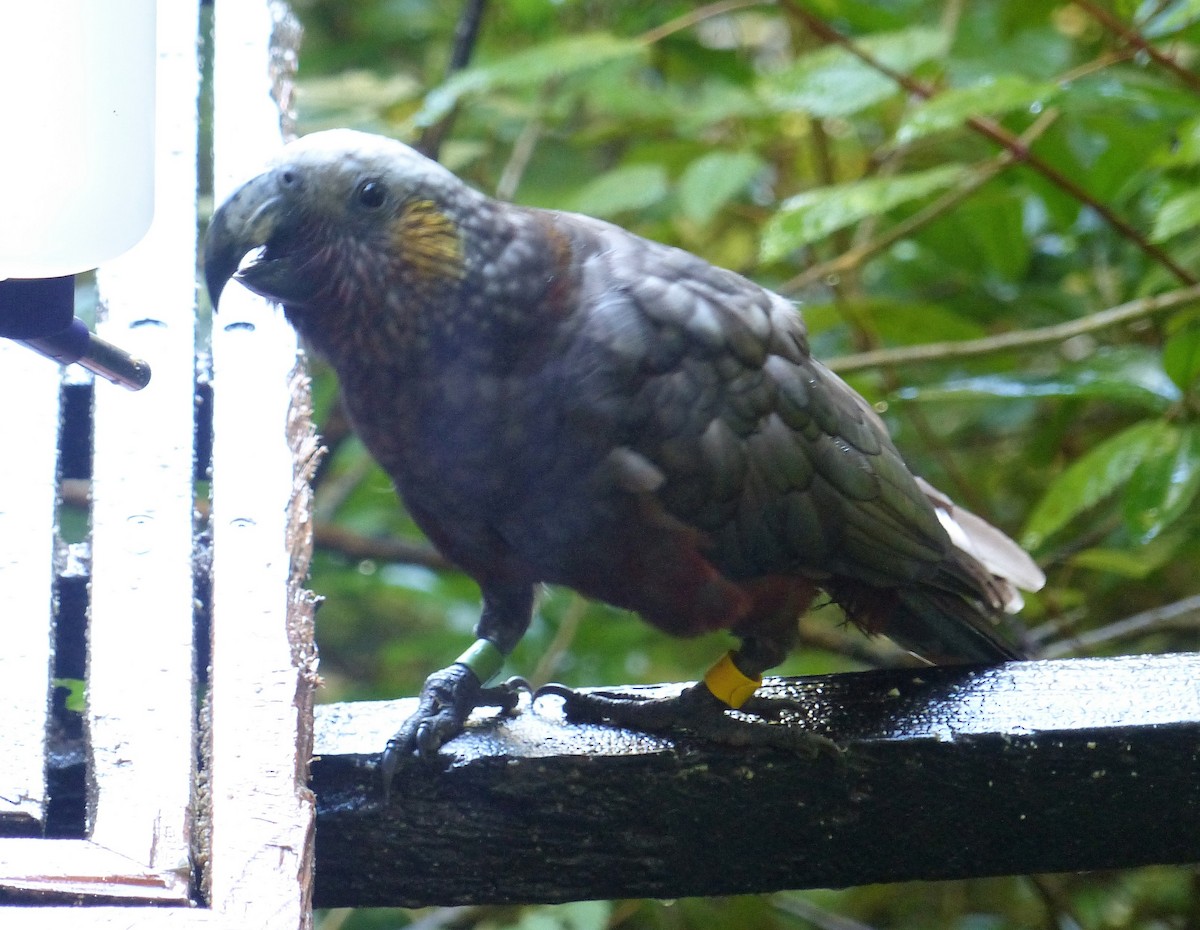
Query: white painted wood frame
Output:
[[0, 1, 318, 925]]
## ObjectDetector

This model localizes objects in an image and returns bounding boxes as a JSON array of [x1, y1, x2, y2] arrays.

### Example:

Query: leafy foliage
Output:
[[761, 164, 970, 258], [760, 25, 949, 117], [288, 1, 1200, 927]]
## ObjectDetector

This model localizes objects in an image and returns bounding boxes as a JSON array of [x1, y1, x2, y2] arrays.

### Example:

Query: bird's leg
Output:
[[538, 635, 838, 756], [538, 636, 772, 731], [382, 582, 534, 780]]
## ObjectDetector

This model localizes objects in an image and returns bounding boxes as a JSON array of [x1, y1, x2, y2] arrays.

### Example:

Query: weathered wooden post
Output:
[[0, 2, 319, 925]]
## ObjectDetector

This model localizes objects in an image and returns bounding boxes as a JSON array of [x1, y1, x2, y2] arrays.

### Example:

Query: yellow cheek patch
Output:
[[703, 651, 762, 709], [391, 199, 464, 287]]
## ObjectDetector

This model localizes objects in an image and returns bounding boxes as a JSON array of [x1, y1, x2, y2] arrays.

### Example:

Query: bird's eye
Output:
[[356, 180, 388, 209]]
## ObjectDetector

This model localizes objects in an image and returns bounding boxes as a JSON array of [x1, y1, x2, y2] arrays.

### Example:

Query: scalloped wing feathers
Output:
[[557, 209, 1040, 661]]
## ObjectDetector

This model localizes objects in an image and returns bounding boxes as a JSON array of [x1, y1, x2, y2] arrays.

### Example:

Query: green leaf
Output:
[[295, 70, 422, 131], [677, 151, 765, 226], [414, 33, 647, 126], [53, 678, 86, 714], [760, 26, 948, 118], [1143, 0, 1200, 38], [559, 900, 612, 930], [898, 347, 1181, 411], [1124, 423, 1200, 542], [760, 164, 968, 261], [1150, 187, 1200, 242], [950, 192, 1030, 280], [907, 188, 1031, 279], [761, 51, 893, 118], [863, 299, 986, 345], [1162, 325, 1200, 392], [565, 163, 668, 218], [1069, 537, 1181, 578], [1023, 419, 1175, 549], [896, 75, 1061, 144], [1156, 115, 1200, 166], [512, 903, 612, 930]]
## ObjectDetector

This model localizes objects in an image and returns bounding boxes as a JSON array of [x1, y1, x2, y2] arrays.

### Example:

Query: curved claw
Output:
[[380, 668, 532, 798], [532, 681, 573, 703], [531, 682, 584, 718], [533, 681, 655, 719], [380, 663, 483, 796], [482, 676, 531, 712]]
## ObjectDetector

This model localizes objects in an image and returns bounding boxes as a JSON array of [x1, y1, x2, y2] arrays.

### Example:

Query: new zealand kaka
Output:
[[205, 130, 1044, 767]]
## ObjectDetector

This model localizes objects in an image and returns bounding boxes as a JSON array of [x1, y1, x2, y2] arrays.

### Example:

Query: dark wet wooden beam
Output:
[[309, 653, 1200, 907]]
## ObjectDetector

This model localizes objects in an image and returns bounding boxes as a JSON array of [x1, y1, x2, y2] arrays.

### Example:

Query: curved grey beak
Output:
[[204, 170, 313, 309]]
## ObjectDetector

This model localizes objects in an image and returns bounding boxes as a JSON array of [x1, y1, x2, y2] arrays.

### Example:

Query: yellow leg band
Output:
[[703, 652, 762, 709]]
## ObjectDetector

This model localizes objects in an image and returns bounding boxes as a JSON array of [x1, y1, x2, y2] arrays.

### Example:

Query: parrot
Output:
[[204, 129, 1044, 773]]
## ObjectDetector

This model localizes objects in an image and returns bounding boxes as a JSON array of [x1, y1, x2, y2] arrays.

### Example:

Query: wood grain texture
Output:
[[0, 5, 320, 926], [86, 0, 202, 877], [311, 654, 1200, 907], [0, 0, 202, 906], [206, 1, 317, 926]]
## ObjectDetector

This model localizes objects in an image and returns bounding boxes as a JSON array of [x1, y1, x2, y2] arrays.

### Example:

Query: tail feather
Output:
[[835, 480, 1044, 665], [892, 585, 1027, 663], [917, 477, 1046, 608], [831, 575, 1026, 663]]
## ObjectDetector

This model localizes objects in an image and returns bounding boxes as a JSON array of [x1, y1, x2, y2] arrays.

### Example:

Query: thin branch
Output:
[[312, 440, 374, 522], [496, 111, 545, 201], [1041, 592, 1200, 658], [403, 905, 489, 930], [825, 282, 1200, 374], [637, 0, 773, 46], [894, 377, 990, 511], [313, 523, 454, 573], [1187, 869, 1200, 930], [446, 0, 488, 72], [772, 893, 881, 930], [1026, 607, 1089, 646], [530, 593, 588, 687], [781, 108, 1060, 293], [1054, 47, 1133, 85], [1076, 0, 1200, 95], [797, 611, 911, 667], [417, 0, 489, 159], [778, 0, 1198, 286], [809, 118, 858, 296], [1025, 875, 1086, 930], [62, 478, 456, 574]]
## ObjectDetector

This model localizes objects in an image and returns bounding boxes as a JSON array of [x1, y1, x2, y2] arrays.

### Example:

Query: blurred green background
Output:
[[267, 1, 1200, 927]]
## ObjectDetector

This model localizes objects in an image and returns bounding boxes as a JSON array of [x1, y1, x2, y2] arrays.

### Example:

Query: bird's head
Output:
[[204, 129, 478, 324]]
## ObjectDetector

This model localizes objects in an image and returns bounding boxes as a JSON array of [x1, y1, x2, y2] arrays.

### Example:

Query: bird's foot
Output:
[[535, 681, 841, 758], [380, 663, 528, 790]]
